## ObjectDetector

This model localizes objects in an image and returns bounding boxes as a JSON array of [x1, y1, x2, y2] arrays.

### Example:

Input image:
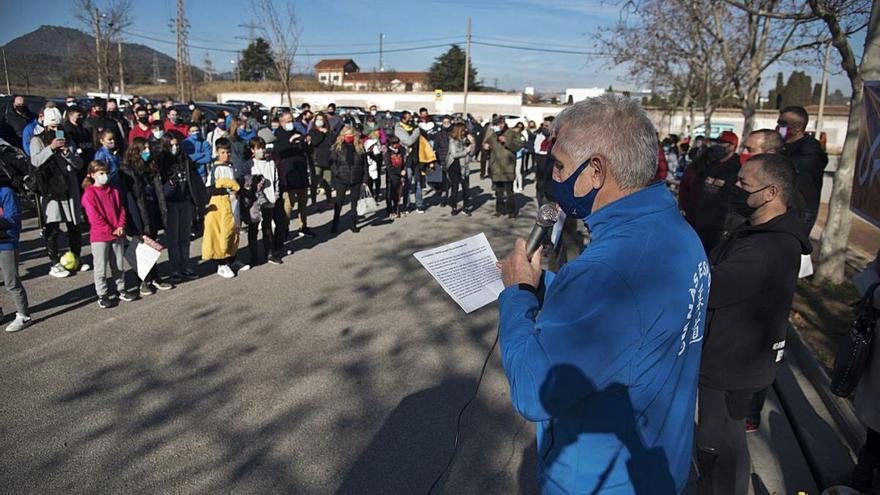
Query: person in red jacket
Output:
[[163, 107, 189, 136], [128, 106, 153, 144]]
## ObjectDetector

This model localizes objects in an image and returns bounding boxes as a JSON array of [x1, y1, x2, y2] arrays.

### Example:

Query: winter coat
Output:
[[81, 184, 126, 243], [94, 146, 120, 176], [63, 120, 95, 162], [248, 158, 279, 204], [163, 118, 188, 137], [433, 127, 451, 164], [112, 165, 167, 238], [228, 138, 250, 179], [0, 186, 21, 249], [274, 127, 310, 190], [330, 144, 365, 186], [446, 138, 473, 175], [782, 135, 828, 212], [489, 128, 524, 182], [700, 209, 812, 392], [157, 150, 204, 211], [309, 128, 332, 169], [29, 134, 84, 225], [693, 150, 740, 234], [678, 164, 704, 224], [183, 134, 212, 178], [4, 106, 32, 139]]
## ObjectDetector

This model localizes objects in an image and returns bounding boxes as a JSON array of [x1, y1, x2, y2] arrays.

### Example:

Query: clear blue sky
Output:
[[0, 0, 865, 94]]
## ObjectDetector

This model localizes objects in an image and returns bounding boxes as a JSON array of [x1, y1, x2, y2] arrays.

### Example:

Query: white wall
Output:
[[217, 91, 523, 120]]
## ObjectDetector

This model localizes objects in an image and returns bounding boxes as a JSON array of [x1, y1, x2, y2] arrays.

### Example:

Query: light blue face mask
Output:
[[550, 159, 599, 219], [141, 150, 151, 162]]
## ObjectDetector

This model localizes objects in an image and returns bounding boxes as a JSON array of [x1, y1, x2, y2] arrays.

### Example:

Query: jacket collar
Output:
[[584, 181, 676, 238]]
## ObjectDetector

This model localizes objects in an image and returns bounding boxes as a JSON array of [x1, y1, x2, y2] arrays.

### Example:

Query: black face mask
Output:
[[137, 115, 149, 124], [730, 184, 771, 218]]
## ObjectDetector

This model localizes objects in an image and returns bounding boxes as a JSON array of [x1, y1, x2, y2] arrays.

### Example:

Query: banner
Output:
[[852, 80, 880, 228]]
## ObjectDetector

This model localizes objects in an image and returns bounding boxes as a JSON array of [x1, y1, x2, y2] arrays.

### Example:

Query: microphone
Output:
[[525, 203, 560, 260]]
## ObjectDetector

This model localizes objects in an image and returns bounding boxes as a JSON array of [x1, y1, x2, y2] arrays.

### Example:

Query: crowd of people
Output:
[[0, 94, 562, 331]]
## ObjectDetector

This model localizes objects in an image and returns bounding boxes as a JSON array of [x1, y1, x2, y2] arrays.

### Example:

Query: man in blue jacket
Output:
[[497, 94, 709, 494], [182, 122, 212, 179]]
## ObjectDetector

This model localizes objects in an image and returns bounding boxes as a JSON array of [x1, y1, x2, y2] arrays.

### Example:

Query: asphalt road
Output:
[[0, 170, 542, 494]]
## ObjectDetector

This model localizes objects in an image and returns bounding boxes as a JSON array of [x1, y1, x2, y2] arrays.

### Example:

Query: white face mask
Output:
[[171, 145, 179, 156], [153, 130, 164, 139], [283, 122, 294, 131], [778, 126, 788, 140], [94, 173, 109, 185], [105, 141, 115, 150], [315, 119, 324, 127], [254, 149, 265, 160]]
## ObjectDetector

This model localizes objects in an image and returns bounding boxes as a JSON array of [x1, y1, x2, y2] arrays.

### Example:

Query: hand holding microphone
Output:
[[497, 203, 560, 288]]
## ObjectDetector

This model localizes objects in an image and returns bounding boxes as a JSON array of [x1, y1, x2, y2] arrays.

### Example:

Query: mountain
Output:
[[1, 25, 203, 91]]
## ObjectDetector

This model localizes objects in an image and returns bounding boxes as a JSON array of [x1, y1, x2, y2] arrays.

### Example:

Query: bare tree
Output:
[[74, 0, 132, 93], [251, 0, 301, 106], [726, 0, 876, 285]]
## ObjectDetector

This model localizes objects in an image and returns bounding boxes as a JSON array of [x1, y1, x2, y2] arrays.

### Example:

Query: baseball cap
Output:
[[717, 130, 739, 148]]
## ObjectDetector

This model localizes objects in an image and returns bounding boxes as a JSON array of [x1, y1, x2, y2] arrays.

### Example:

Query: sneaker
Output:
[[49, 263, 71, 278], [268, 256, 283, 265], [78, 263, 91, 272], [181, 269, 198, 280], [416, 208, 425, 214], [745, 421, 759, 433], [97, 297, 112, 309], [119, 291, 139, 302], [300, 227, 316, 237], [5, 313, 31, 333], [139, 282, 156, 296], [232, 261, 251, 272], [217, 264, 235, 278], [167, 273, 184, 284], [152, 280, 174, 291]]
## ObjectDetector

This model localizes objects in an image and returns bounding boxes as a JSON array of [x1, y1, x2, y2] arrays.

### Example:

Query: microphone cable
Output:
[[427, 327, 500, 494]]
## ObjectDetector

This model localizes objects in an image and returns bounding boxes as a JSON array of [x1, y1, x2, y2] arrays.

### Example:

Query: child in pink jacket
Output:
[[81, 160, 132, 308]]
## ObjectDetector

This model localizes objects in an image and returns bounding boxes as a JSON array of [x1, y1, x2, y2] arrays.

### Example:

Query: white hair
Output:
[[552, 94, 658, 190]]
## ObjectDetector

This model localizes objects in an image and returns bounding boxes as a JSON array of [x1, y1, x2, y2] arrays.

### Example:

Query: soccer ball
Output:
[[60, 251, 79, 271]]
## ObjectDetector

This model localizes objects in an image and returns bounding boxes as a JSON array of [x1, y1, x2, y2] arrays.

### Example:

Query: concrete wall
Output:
[[217, 91, 523, 120]]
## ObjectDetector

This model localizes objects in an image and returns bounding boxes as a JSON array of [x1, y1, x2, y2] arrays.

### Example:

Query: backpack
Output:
[[33, 152, 72, 200]]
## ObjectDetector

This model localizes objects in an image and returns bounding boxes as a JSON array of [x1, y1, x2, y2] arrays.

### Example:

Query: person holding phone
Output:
[[29, 107, 90, 278]]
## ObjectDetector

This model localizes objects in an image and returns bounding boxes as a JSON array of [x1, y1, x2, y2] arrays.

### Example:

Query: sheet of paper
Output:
[[413, 232, 505, 313], [124, 238, 163, 281]]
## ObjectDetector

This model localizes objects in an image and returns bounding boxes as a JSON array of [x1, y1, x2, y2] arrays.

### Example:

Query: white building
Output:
[[564, 87, 606, 103]]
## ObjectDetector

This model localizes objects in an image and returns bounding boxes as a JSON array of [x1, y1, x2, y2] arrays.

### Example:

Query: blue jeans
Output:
[[408, 167, 423, 209]]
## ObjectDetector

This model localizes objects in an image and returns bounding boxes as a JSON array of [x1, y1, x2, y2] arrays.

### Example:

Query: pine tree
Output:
[[239, 38, 274, 81], [427, 45, 480, 91]]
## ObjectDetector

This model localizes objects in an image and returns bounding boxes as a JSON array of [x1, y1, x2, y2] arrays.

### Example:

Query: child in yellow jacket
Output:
[[202, 138, 250, 278]]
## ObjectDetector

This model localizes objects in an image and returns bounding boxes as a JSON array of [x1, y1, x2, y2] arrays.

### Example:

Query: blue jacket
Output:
[[22, 120, 39, 156], [94, 147, 119, 176], [0, 187, 21, 250], [498, 182, 709, 494], [183, 134, 212, 178]]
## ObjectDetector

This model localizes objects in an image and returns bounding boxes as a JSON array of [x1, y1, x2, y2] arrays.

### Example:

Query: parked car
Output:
[[692, 123, 736, 140], [502, 114, 528, 128]]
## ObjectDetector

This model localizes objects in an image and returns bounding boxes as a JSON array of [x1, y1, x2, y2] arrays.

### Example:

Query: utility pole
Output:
[[379, 33, 384, 72], [118, 41, 125, 95], [493, 78, 499, 91], [815, 40, 832, 135], [94, 7, 103, 92], [175, 0, 192, 101], [204, 52, 214, 82], [2, 49, 10, 94], [463, 18, 471, 117], [152, 52, 160, 84]]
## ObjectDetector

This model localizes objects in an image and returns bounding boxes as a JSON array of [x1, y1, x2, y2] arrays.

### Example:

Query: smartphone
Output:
[[55, 130, 64, 140]]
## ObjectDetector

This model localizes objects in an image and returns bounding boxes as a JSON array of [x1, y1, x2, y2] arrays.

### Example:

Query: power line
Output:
[[473, 35, 595, 50], [470, 40, 606, 56]]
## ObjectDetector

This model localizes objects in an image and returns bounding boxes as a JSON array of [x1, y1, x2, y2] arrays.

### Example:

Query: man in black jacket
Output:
[[693, 130, 741, 253], [275, 112, 314, 239], [696, 153, 812, 495], [778, 106, 828, 235]]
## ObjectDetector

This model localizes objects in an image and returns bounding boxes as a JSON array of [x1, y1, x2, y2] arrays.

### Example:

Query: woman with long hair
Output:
[[329, 125, 366, 233], [308, 111, 334, 211], [446, 123, 475, 216], [115, 137, 173, 295], [226, 116, 251, 179], [156, 132, 204, 281]]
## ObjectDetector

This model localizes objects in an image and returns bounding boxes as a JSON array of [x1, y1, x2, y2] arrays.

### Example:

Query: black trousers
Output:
[[746, 387, 768, 426], [386, 173, 404, 213], [448, 161, 470, 211], [247, 202, 286, 263], [696, 385, 752, 495], [534, 154, 550, 204], [333, 182, 362, 227], [44, 221, 82, 263], [494, 181, 515, 215]]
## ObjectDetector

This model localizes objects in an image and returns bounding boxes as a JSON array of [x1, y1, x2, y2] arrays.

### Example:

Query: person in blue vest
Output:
[[497, 94, 709, 494]]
